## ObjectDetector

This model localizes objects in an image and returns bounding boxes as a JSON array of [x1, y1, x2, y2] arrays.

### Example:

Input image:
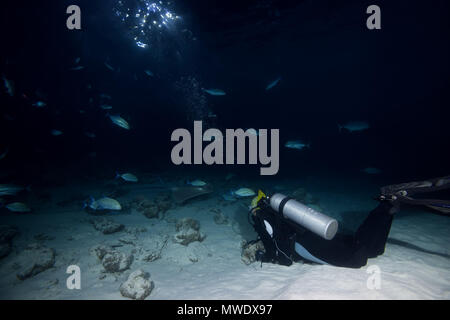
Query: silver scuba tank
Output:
[[269, 193, 338, 240]]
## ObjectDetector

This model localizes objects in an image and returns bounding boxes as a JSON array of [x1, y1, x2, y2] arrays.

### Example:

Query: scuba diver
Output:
[[247, 175, 450, 268]]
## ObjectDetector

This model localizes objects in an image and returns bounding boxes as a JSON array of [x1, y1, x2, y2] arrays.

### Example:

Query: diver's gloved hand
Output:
[[255, 250, 264, 260], [255, 250, 272, 263]]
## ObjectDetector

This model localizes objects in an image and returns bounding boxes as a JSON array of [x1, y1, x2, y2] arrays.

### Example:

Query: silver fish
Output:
[[116, 173, 138, 182], [225, 173, 236, 181], [362, 167, 382, 174], [285, 140, 310, 150], [339, 121, 370, 132], [105, 62, 115, 71], [109, 115, 130, 130], [0, 184, 28, 197], [202, 88, 226, 96], [2, 75, 14, 96], [0, 147, 9, 160], [100, 94, 112, 100], [233, 188, 256, 197], [33, 101, 47, 108], [6, 202, 31, 213], [266, 77, 281, 91], [51, 130, 63, 136], [87, 197, 122, 211], [187, 180, 207, 187], [70, 66, 85, 71]]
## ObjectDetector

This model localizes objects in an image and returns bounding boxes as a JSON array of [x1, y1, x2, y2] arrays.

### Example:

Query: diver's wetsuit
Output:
[[252, 201, 394, 268]]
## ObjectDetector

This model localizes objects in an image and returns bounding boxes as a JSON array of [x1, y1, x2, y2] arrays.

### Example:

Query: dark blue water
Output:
[[1, 0, 449, 185]]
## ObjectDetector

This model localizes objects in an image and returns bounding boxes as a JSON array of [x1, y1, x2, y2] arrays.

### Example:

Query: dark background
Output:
[[0, 0, 449, 185]]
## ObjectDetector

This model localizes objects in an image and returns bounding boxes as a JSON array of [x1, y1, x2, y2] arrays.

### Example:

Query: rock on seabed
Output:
[[120, 269, 154, 300]]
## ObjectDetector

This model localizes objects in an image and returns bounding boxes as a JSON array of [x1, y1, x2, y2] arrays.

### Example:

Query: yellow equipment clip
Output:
[[250, 190, 267, 214]]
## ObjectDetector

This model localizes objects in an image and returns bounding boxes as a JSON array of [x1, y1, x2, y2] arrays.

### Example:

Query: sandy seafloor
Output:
[[0, 171, 449, 300]]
